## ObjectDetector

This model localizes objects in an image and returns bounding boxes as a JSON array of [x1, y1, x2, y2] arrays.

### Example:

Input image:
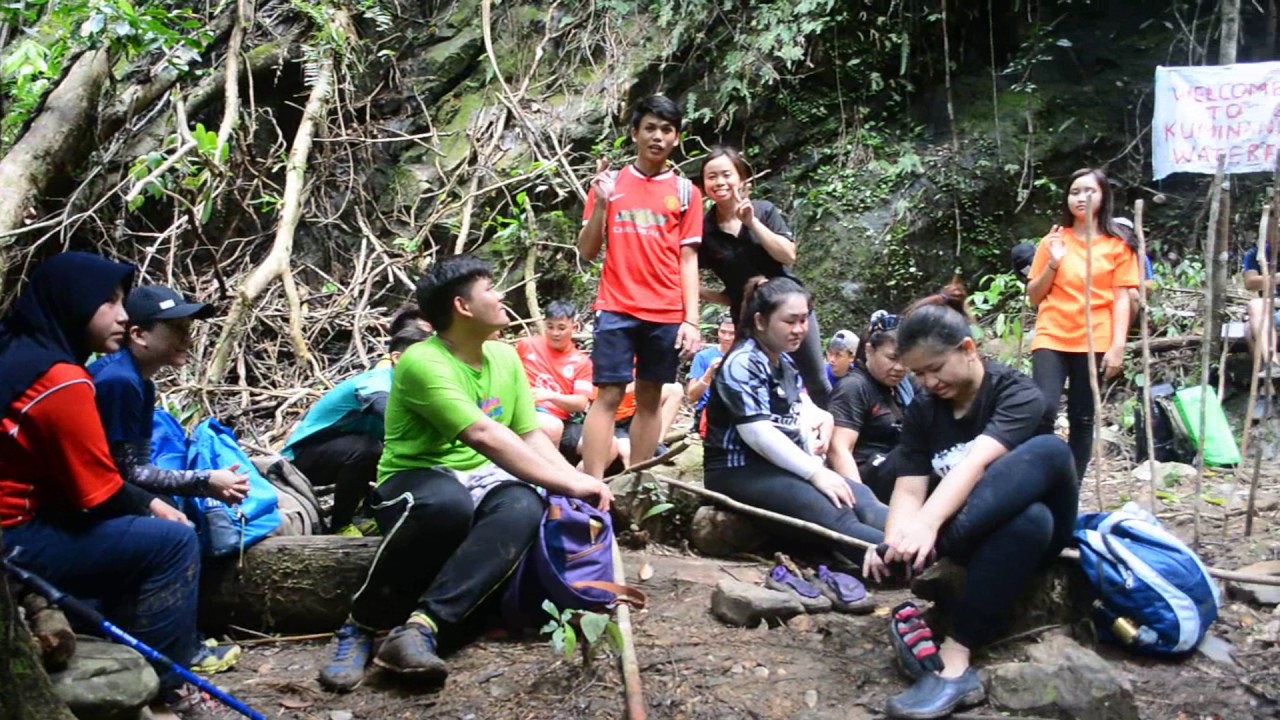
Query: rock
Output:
[[1226, 560, 1280, 605], [986, 635, 1138, 720], [711, 579, 804, 628], [752, 665, 770, 678], [914, 559, 1092, 640], [804, 689, 818, 709], [49, 637, 159, 720], [1131, 461, 1199, 486], [788, 614, 814, 633], [329, 712, 354, 720], [1195, 633, 1238, 666], [691, 506, 767, 558]]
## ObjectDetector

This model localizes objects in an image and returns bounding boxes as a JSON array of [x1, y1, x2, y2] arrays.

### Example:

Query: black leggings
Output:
[[937, 434, 1078, 648], [349, 469, 543, 643], [290, 433, 381, 530], [1031, 349, 1098, 480], [791, 311, 831, 409], [705, 462, 887, 560]]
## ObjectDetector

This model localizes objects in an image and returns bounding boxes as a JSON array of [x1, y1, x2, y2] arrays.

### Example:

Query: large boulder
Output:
[[985, 634, 1138, 720], [49, 637, 159, 720], [690, 506, 767, 558], [710, 579, 804, 628], [912, 559, 1093, 639]]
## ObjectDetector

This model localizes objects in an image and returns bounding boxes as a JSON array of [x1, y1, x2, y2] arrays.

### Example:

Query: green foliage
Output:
[[0, 0, 209, 147], [969, 271, 1031, 372], [539, 600, 623, 667], [125, 122, 224, 219]]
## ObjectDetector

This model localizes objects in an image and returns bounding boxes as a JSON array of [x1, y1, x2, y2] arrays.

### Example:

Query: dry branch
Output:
[[207, 31, 343, 381]]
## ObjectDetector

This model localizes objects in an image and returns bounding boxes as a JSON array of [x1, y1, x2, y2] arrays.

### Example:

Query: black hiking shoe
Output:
[[372, 622, 448, 684]]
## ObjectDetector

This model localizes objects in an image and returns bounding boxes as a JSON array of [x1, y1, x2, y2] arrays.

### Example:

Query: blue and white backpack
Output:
[[1074, 503, 1220, 655]]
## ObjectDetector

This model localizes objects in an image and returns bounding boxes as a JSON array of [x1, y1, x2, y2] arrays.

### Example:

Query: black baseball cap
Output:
[[126, 285, 215, 326], [1011, 242, 1036, 278]]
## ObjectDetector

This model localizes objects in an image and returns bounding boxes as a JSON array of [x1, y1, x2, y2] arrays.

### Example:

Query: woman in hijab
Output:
[[0, 252, 238, 716]]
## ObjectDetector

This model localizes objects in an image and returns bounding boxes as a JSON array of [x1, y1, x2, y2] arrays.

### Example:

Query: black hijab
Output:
[[0, 252, 135, 411]]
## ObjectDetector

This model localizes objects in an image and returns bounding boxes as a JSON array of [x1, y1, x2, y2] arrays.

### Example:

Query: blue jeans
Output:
[[5, 515, 202, 691], [705, 461, 888, 560]]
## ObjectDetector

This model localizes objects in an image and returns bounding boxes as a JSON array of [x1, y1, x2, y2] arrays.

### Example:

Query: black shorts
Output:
[[558, 421, 585, 465], [858, 448, 900, 504], [591, 310, 681, 385]]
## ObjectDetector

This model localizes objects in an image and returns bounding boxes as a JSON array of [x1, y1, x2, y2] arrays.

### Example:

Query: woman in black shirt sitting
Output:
[[699, 147, 830, 408], [828, 311, 916, 503], [873, 284, 1078, 720]]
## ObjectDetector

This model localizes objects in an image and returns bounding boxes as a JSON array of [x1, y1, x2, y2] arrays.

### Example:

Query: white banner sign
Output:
[[1152, 61, 1280, 180]]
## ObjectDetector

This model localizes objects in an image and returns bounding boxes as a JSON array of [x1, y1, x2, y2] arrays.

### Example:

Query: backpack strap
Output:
[[677, 176, 692, 214], [573, 580, 648, 610]]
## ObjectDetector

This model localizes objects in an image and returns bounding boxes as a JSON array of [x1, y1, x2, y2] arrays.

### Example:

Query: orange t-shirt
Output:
[[614, 388, 637, 424], [1030, 227, 1140, 353], [583, 166, 703, 323], [515, 336, 593, 420]]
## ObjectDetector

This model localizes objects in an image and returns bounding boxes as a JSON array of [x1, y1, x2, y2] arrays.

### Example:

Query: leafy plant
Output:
[[539, 600, 623, 667]]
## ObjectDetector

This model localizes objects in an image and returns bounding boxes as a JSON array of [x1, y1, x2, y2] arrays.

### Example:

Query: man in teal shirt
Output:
[[318, 255, 613, 693], [281, 326, 430, 535]]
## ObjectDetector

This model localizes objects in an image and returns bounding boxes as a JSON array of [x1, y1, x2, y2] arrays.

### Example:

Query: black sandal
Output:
[[889, 601, 944, 680]]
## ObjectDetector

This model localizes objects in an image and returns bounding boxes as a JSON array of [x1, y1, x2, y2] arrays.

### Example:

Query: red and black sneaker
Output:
[[889, 601, 944, 681]]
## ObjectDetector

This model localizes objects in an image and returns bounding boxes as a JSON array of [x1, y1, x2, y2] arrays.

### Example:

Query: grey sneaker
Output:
[[318, 622, 374, 692], [372, 622, 448, 683], [885, 668, 985, 719]]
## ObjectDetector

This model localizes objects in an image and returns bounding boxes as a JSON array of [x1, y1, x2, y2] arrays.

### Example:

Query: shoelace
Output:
[[332, 629, 362, 662]]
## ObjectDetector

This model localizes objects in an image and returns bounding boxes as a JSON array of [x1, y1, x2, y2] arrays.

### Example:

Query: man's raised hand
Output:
[[591, 157, 615, 203]]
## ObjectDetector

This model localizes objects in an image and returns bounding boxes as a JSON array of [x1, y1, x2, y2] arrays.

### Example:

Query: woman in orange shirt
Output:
[[1026, 168, 1140, 481]]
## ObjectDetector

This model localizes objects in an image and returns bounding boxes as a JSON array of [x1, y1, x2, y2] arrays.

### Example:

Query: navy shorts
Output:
[[592, 310, 681, 385]]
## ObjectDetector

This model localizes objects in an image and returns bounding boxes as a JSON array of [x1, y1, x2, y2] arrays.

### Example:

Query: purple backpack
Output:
[[502, 496, 646, 628]]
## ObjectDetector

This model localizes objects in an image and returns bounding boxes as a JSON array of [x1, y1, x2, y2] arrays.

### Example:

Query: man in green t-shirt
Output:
[[318, 255, 614, 693]]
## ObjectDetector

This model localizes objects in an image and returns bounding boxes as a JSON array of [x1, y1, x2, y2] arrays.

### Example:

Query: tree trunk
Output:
[[0, 48, 110, 291], [1210, 0, 1241, 366], [0, 528, 77, 720], [200, 536, 382, 634]]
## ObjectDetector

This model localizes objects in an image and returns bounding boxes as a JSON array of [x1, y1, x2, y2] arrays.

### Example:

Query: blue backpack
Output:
[[150, 409, 190, 471], [501, 496, 645, 629], [187, 418, 282, 558], [1074, 504, 1220, 655]]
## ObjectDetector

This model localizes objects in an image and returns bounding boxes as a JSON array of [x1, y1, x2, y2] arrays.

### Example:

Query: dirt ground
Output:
[[200, 396, 1280, 720], [210, 510, 1280, 720]]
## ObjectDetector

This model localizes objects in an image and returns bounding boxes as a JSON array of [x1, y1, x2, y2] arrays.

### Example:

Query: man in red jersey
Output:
[[577, 94, 702, 479]]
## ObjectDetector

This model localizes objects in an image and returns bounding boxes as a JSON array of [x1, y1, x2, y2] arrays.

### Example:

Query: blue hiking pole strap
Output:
[[3, 547, 267, 720]]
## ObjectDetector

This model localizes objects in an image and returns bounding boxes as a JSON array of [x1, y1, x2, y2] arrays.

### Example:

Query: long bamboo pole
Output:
[[1134, 200, 1159, 511], [1239, 206, 1269, 460]]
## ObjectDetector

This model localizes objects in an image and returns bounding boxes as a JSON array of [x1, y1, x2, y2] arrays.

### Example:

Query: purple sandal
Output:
[[765, 565, 832, 613], [815, 565, 876, 614]]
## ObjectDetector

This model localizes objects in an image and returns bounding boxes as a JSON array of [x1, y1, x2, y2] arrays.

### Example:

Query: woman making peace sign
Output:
[[699, 147, 832, 408], [1025, 167, 1139, 480]]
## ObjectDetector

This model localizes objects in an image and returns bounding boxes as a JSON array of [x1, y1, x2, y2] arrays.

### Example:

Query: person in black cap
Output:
[[89, 285, 249, 503], [1010, 242, 1036, 284]]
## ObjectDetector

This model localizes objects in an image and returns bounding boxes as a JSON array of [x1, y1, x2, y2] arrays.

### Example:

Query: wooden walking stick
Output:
[[1246, 183, 1280, 536], [1195, 157, 1228, 546], [1240, 206, 1269, 460], [1081, 188, 1106, 511], [1134, 200, 1160, 511], [611, 541, 647, 720]]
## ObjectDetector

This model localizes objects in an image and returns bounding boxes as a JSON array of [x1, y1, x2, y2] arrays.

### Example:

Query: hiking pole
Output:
[[2, 548, 267, 720]]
